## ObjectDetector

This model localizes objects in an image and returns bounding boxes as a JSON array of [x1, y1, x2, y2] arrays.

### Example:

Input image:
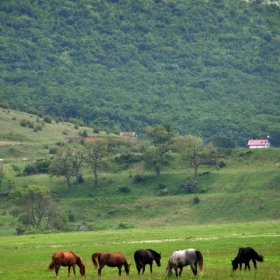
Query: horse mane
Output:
[[69, 251, 85, 267], [146, 249, 160, 256]]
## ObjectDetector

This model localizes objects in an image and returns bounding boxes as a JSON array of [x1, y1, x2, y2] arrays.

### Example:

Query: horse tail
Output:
[[48, 260, 55, 271], [91, 253, 100, 269], [196, 250, 204, 274]]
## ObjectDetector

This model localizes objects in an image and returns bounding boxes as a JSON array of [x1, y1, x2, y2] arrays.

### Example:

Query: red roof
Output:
[[247, 139, 269, 146]]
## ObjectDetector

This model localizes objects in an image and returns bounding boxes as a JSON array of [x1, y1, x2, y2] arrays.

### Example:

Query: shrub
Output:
[[20, 119, 28, 127], [79, 130, 88, 137], [181, 179, 198, 193], [116, 222, 134, 229], [158, 182, 167, 189], [133, 174, 147, 183], [35, 158, 51, 173], [43, 115, 53, 123], [193, 196, 200, 204], [49, 147, 58, 154], [119, 186, 130, 193], [159, 188, 169, 196], [218, 161, 226, 168], [22, 164, 37, 176]]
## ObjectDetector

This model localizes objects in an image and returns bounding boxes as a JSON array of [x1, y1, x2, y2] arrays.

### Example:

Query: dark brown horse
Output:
[[92, 252, 131, 276], [231, 247, 264, 271], [134, 249, 161, 275], [49, 251, 86, 278]]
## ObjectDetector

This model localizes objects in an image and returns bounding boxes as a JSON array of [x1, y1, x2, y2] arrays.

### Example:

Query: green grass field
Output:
[[0, 221, 279, 280]]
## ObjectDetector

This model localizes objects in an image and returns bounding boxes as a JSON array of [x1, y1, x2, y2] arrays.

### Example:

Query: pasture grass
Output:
[[0, 221, 279, 280]]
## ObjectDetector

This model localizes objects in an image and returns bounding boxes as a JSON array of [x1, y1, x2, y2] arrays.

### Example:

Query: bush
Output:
[[20, 119, 28, 127], [119, 186, 130, 193], [35, 158, 51, 173], [43, 115, 53, 123], [133, 174, 147, 183], [193, 196, 200, 204], [218, 161, 226, 168], [158, 182, 167, 189], [115, 153, 143, 164], [181, 179, 198, 193], [22, 164, 37, 176], [116, 222, 134, 229], [49, 148, 58, 154]]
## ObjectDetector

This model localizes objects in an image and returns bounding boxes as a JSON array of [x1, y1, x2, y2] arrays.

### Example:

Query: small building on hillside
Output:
[[247, 139, 270, 149]]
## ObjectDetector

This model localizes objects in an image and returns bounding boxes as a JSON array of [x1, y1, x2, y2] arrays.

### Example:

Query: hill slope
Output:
[[0, 109, 279, 236], [0, 0, 280, 146]]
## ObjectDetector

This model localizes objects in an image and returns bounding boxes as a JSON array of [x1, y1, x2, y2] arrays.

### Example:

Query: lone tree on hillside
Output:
[[10, 185, 65, 233], [49, 147, 77, 193], [174, 134, 217, 182], [143, 125, 175, 179], [85, 140, 111, 188]]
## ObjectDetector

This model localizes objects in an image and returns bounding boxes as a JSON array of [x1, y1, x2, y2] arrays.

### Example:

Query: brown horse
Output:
[[49, 251, 86, 278], [92, 252, 131, 276]]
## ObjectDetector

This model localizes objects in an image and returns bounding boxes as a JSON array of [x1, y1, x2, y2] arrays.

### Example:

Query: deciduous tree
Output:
[[10, 185, 60, 232], [175, 134, 217, 182], [85, 140, 110, 188], [143, 125, 175, 179], [49, 147, 76, 193]]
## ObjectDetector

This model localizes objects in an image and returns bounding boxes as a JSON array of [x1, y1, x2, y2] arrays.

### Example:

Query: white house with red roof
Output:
[[247, 139, 270, 148]]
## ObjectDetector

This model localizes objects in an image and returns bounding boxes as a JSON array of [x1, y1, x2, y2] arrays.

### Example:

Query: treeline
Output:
[[1, 0, 280, 146]]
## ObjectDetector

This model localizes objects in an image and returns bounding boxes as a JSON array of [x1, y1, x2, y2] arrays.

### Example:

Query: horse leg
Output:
[[179, 267, 183, 277], [239, 263, 242, 270], [252, 259, 257, 269], [136, 264, 141, 275], [55, 265, 60, 278], [118, 265, 122, 276], [149, 263, 153, 273], [98, 264, 104, 276], [72, 264, 76, 276], [190, 263, 198, 276], [68, 266, 71, 277], [174, 267, 179, 277], [142, 264, 145, 275], [247, 262, 251, 270]]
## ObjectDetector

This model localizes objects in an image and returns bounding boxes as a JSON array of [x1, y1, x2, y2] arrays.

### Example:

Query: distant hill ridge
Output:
[[1, 0, 280, 146]]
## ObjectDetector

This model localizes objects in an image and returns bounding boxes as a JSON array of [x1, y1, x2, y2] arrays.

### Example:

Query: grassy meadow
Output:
[[0, 109, 280, 279], [0, 222, 279, 280]]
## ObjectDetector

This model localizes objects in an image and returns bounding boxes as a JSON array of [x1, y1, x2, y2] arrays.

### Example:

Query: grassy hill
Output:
[[0, 109, 279, 236]]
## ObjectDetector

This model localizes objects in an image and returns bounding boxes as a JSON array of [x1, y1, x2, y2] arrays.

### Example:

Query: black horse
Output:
[[134, 249, 161, 275], [231, 247, 264, 271]]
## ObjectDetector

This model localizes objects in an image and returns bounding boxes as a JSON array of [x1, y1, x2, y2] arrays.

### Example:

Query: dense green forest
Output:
[[1, 0, 280, 146]]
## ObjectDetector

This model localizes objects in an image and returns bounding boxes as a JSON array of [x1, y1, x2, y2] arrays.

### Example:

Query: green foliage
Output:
[[10, 185, 65, 232], [0, 1, 280, 146]]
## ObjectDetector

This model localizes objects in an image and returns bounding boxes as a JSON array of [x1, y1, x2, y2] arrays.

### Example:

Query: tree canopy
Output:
[[1, 0, 280, 146]]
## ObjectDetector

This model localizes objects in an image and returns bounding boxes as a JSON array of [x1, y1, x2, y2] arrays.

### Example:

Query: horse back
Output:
[[52, 251, 77, 266], [99, 252, 127, 266], [240, 247, 264, 262], [134, 249, 152, 263]]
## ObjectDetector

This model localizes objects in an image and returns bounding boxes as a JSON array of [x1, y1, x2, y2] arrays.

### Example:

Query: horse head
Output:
[[125, 263, 131, 275], [165, 259, 172, 275], [231, 258, 238, 271], [155, 252, 161, 267], [78, 257, 86, 276]]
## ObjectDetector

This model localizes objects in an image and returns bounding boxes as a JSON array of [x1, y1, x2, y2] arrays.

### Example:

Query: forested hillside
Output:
[[1, 0, 280, 146]]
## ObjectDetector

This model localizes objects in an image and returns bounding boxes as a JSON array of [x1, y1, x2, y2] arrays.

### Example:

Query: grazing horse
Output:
[[232, 247, 264, 271], [92, 252, 131, 276], [166, 248, 203, 277], [134, 249, 161, 275], [48, 251, 86, 278]]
